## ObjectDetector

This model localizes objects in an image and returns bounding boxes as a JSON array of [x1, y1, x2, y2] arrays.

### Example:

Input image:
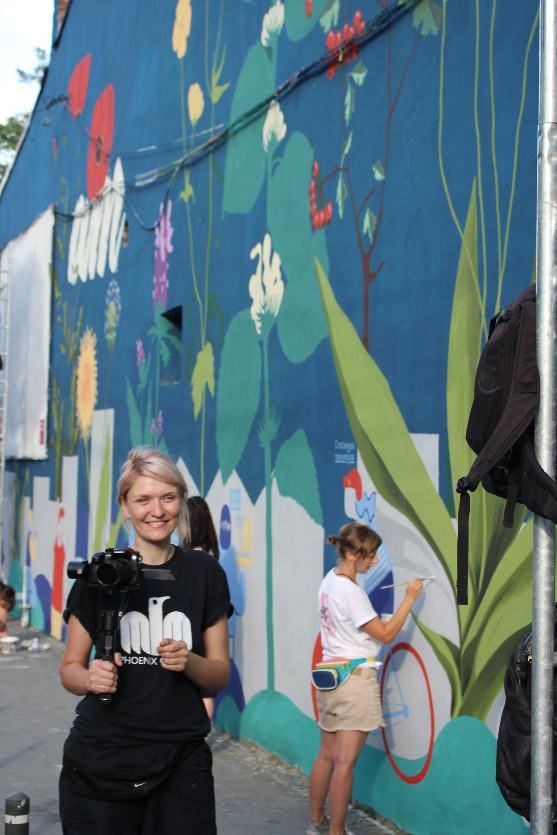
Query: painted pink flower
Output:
[[157, 409, 163, 436], [153, 201, 173, 311], [136, 339, 145, 368], [155, 201, 174, 263]]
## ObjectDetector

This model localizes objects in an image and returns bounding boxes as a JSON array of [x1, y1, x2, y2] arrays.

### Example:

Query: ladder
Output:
[[0, 245, 11, 581]]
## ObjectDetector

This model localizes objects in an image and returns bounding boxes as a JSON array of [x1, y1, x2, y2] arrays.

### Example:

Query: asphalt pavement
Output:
[[1, 619, 407, 834]]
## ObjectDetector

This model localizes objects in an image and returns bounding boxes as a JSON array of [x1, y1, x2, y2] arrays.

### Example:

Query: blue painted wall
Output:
[[0, 1, 540, 831]]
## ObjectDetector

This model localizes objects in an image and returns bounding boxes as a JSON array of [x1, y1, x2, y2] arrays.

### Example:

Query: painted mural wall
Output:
[[0, 1, 541, 832]]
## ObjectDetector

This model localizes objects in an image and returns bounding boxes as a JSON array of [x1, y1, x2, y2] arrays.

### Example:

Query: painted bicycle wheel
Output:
[[380, 642, 434, 784]]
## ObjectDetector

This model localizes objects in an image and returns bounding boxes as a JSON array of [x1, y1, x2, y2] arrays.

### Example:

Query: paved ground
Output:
[[1, 619, 408, 834]]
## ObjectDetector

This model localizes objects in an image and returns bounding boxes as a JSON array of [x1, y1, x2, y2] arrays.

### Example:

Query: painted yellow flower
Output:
[[173, 0, 192, 60], [76, 326, 98, 441], [188, 83, 205, 127]]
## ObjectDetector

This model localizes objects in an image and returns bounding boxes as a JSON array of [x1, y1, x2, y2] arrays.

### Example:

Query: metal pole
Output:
[[532, 2, 557, 831], [4, 792, 29, 835]]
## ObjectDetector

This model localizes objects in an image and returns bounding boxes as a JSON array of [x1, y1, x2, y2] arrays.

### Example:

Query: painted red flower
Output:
[[86, 84, 115, 200], [67, 54, 91, 118]]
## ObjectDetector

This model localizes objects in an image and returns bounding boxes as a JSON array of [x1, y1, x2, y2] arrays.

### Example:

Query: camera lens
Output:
[[96, 559, 133, 588]]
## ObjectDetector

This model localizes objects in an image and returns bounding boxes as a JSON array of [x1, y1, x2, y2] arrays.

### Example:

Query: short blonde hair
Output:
[[117, 447, 190, 540]]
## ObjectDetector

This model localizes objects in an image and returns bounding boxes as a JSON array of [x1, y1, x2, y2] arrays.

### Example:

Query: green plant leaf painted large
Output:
[[222, 43, 274, 215], [275, 429, 323, 525], [315, 253, 537, 719], [268, 132, 328, 364], [315, 256, 457, 586], [216, 310, 262, 482]]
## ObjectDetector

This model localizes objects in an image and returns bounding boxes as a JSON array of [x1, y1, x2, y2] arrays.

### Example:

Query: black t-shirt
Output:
[[64, 546, 232, 746]]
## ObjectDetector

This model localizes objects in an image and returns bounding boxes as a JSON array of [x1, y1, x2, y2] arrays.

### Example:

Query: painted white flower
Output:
[[249, 233, 284, 335], [261, 0, 284, 48], [262, 100, 287, 153]]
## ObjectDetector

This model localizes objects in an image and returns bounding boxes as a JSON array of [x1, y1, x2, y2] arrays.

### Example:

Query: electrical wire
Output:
[[53, 0, 421, 231]]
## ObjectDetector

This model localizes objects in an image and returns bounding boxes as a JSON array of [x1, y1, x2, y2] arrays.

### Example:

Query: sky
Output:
[[0, 0, 54, 123]]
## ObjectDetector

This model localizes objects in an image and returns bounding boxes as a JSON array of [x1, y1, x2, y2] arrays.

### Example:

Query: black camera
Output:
[[67, 548, 173, 592]]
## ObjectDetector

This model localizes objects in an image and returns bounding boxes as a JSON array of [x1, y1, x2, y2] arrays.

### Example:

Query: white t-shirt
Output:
[[318, 568, 381, 667]]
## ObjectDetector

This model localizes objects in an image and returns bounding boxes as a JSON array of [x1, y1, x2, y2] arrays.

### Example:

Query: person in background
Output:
[[187, 496, 220, 559], [187, 495, 220, 719], [307, 522, 423, 835], [0, 581, 15, 637], [59, 448, 232, 835]]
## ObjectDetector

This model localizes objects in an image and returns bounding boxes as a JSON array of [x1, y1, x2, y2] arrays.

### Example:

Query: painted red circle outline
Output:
[[380, 642, 434, 784]]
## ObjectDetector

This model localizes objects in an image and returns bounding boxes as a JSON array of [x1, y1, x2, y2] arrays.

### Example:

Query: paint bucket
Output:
[[0, 636, 19, 654]]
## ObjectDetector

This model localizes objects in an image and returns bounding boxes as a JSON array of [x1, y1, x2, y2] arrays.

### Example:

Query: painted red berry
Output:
[[326, 30, 336, 51], [312, 161, 319, 179], [353, 10, 362, 29], [325, 201, 333, 223], [335, 30, 342, 47], [343, 22, 350, 41], [318, 209, 325, 228], [306, 0, 313, 17]]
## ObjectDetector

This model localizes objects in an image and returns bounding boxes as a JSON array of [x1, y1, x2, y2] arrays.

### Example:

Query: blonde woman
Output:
[[59, 448, 232, 834]]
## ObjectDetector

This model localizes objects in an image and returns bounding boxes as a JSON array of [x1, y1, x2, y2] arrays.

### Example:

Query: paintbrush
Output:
[[379, 576, 436, 589]]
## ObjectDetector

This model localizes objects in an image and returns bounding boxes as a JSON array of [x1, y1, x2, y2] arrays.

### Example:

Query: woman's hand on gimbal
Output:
[[87, 654, 122, 694]]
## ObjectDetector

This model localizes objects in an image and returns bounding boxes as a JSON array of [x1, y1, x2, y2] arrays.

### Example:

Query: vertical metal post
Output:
[[4, 793, 29, 834], [532, 2, 557, 831]]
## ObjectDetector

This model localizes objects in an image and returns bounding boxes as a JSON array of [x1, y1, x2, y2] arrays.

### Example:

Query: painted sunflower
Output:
[[76, 327, 98, 441]]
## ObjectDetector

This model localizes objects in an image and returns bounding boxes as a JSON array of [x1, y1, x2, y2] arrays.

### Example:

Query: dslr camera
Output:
[[67, 547, 173, 592]]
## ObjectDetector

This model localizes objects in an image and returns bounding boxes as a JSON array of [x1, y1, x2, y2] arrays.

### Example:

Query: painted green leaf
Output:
[[210, 44, 230, 104], [222, 43, 274, 215], [461, 520, 532, 679], [216, 310, 262, 482], [372, 160, 385, 182], [460, 548, 534, 719], [412, 0, 442, 37], [315, 256, 457, 585], [344, 82, 355, 126], [414, 615, 462, 716], [191, 341, 215, 419], [340, 132, 353, 167], [336, 172, 347, 220], [284, 0, 328, 40], [348, 62, 367, 87], [179, 168, 195, 205], [319, 0, 340, 32], [268, 132, 328, 364], [144, 388, 153, 445], [275, 429, 323, 525], [446, 179, 480, 510], [92, 426, 112, 553], [126, 378, 142, 449], [446, 179, 527, 608], [362, 208, 377, 244]]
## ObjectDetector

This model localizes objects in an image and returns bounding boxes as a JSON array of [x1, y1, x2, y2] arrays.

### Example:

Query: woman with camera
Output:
[[59, 447, 232, 834]]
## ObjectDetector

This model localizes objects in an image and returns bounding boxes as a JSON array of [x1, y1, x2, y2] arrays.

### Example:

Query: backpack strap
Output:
[[503, 473, 518, 528], [456, 491, 470, 605]]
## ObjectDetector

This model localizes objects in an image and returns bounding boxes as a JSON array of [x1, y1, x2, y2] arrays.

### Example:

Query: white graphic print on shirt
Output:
[[119, 595, 193, 660]]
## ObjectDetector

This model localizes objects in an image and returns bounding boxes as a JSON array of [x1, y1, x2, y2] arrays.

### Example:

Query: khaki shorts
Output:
[[316, 667, 385, 733]]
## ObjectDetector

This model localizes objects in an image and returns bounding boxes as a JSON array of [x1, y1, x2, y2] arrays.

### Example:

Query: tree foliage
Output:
[[0, 48, 49, 181]]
